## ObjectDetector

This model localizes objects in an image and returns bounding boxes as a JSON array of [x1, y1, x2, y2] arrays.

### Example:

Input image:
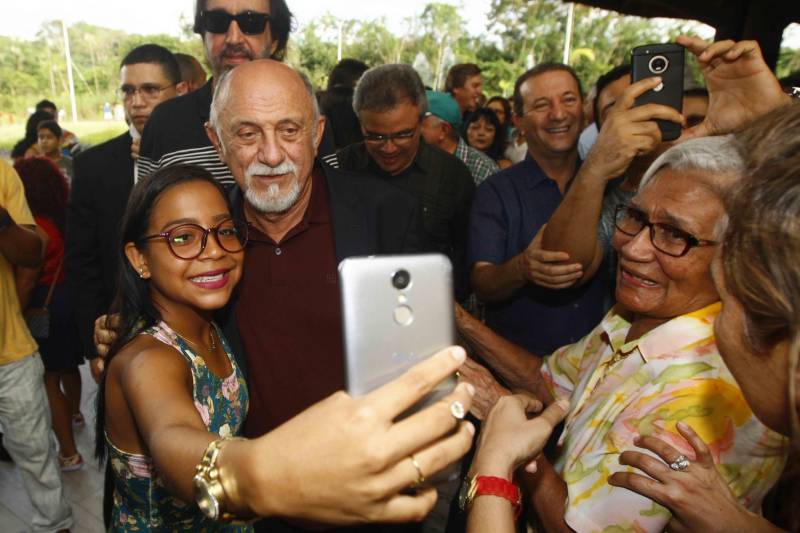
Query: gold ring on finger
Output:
[[410, 454, 425, 488]]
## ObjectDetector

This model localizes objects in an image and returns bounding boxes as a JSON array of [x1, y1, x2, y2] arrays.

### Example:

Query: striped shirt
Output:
[[138, 79, 235, 188]]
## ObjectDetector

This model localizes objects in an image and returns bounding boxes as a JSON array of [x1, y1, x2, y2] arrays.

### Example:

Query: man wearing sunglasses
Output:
[[137, 0, 294, 188], [67, 44, 184, 375], [323, 64, 475, 303]]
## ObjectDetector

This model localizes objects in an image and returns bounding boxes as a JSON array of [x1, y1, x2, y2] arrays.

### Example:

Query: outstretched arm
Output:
[[114, 344, 477, 524], [456, 303, 553, 404]]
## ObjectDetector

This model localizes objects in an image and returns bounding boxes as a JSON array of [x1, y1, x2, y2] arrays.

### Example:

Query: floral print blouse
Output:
[[107, 321, 251, 532], [541, 302, 787, 533]]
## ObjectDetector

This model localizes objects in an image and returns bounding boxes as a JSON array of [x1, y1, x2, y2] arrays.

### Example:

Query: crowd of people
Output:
[[1, 0, 799, 532]]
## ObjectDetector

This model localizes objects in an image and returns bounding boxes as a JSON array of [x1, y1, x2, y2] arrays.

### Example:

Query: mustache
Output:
[[220, 44, 254, 59], [245, 160, 298, 178]]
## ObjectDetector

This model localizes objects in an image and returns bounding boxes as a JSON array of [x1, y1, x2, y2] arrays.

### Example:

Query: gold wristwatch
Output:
[[193, 436, 244, 521]]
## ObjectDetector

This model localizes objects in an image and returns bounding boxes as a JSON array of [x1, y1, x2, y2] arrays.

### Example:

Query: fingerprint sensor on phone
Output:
[[393, 305, 414, 326]]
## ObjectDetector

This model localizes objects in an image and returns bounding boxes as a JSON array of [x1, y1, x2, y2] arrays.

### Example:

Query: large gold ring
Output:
[[410, 455, 425, 487]]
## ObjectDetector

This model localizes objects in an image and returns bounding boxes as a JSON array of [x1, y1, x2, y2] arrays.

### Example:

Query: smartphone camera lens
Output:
[[392, 269, 411, 290], [648, 55, 669, 75]]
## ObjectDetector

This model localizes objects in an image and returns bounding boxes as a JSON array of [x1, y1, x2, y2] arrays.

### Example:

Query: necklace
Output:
[[169, 322, 217, 353]]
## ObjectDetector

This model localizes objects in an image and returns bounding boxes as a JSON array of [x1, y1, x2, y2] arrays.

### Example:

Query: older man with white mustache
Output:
[[243, 159, 300, 213], [204, 58, 428, 532]]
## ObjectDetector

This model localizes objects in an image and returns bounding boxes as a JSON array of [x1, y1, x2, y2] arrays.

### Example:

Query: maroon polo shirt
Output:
[[236, 168, 345, 437]]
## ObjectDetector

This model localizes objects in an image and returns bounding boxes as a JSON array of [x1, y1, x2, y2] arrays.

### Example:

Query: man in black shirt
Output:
[[67, 44, 183, 368], [322, 64, 475, 301]]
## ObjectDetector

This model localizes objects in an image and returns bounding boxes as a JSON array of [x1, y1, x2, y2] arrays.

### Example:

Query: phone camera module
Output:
[[648, 55, 669, 75], [392, 269, 411, 290]]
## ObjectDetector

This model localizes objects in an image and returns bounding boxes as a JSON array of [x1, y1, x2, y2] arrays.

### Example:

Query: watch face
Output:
[[194, 475, 219, 520]]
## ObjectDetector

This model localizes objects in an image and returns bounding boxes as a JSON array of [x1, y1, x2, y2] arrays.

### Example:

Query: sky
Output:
[[2, 1, 798, 47]]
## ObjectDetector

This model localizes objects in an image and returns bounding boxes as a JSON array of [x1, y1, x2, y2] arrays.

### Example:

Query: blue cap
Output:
[[425, 90, 462, 129]]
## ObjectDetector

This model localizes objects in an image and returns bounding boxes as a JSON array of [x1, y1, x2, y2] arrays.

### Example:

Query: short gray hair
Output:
[[353, 64, 427, 119], [639, 135, 745, 197], [639, 136, 745, 238], [209, 63, 320, 142]]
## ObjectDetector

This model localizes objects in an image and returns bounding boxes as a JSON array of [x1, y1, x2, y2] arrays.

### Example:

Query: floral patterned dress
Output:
[[107, 321, 251, 532]]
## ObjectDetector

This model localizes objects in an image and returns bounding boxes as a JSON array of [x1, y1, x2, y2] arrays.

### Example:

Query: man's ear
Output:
[[176, 81, 190, 96], [124, 242, 150, 280], [441, 123, 452, 144], [205, 121, 225, 158]]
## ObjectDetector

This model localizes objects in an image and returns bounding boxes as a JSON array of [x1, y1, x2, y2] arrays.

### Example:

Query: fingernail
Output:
[[526, 461, 538, 474], [677, 421, 688, 431], [465, 422, 475, 435], [464, 383, 476, 396], [556, 399, 570, 411], [451, 346, 466, 363]]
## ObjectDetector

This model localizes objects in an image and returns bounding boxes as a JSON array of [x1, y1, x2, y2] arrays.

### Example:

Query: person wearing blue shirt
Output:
[[468, 63, 607, 355]]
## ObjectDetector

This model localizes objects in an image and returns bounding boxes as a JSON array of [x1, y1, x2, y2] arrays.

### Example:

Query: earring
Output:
[[138, 267, 148, 279]]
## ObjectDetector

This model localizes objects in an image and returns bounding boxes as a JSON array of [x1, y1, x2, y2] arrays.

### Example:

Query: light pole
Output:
[[61, 19, 78, 122], [563, 3, 575, 65]]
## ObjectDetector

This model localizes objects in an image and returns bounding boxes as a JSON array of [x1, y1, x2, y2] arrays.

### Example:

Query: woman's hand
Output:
[[92, 313, 120, 382], [677, 36, 789, 141], [233, 345, 476, 525], [470, 395, 569, 479], [608, 421, 775, 533]]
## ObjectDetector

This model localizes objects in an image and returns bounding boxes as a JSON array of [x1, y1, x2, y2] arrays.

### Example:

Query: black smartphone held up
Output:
[[631, 43, 685, 142]]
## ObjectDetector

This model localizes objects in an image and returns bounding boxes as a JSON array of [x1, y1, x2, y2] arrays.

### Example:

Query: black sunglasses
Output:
[[200, 10, 271, 35]]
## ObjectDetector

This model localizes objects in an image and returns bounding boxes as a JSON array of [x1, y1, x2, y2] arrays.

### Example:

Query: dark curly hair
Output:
[[462, 108, 508, 162], [13, 157, 69, 235]]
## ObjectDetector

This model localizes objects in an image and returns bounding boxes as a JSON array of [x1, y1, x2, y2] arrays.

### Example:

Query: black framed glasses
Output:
[[363, 129, 418, 146], [200, 9, 271, 35], [139, 219, 248, 260], [118, 84, 176, 101], [613, 205, 717, 257]]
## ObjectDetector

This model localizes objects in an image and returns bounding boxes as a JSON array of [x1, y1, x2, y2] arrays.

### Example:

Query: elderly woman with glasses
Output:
[[456, 134, 787, 532], [602, 103, 800, 532]]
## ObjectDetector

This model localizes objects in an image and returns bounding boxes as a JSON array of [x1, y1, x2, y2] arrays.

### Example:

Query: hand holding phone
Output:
[[339, 254, 460, 485], [585, 76, 684, 180], [631, 43, 685, 141]]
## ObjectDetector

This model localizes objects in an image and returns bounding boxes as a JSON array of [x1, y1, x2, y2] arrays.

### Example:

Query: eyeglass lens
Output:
[[203, 10, 270, 35], [167, 220, 248, 259], [615, 206, 690, 256]]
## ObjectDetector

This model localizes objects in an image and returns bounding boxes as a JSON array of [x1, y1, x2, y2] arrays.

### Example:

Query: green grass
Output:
[[0, 120, 128, 157]]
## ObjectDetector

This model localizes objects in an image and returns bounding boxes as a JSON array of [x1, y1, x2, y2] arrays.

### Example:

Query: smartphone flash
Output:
[[398, 294, 407, 303]]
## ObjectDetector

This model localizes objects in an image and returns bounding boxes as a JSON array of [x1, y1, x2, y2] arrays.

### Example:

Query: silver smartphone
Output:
[[339, 253, 459, 485], [339, 253, 456, 401]]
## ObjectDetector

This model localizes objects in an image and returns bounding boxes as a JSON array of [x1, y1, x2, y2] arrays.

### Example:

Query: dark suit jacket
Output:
[[219, 160, 428, 377], [66, 132, 134, 356]]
